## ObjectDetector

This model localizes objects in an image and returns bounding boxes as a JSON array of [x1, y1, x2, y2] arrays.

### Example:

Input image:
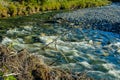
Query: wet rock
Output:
[[24, 36, 33, 43], [6, 28, 31, 37], [17, 38, 25, 43], [1, 37, 12, 45], [115, 49, 120, 54], [54, 4, 120, 33], [39, 36, 57, 45], [24, 35, 41, 43], [23, 26, 33, 31], [108, 70, 120, 79], [80, 61, 91, 69], [102, 63, 114, 70], [89, 40, 93, 45], [13, 44, 25, 51]]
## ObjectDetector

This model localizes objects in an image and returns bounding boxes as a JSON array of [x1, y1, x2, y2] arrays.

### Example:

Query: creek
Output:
[[0, 3, 120, 80]]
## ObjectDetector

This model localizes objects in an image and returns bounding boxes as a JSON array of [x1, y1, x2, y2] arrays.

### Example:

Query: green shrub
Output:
[[41, 1, 61, 11], [0, 4, 8, 17], [34, 5, 41, 12], [16, 4, 26, 15], [8, 3, 17, 16], [4, 75, 17, 80], [0, 0, 111, 18], [0, 70, 17, 80]]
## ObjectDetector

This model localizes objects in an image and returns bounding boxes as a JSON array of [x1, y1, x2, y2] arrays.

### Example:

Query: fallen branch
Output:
[[3, 73, 20, 77]]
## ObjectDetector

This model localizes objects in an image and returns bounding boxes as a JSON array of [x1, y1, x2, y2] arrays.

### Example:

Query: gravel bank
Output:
[[54, 3, 120, 33]]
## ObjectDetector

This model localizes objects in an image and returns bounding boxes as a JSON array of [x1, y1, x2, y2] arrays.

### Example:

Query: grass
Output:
[[0, 45, 93, 80], [0, 0, 111, 18]]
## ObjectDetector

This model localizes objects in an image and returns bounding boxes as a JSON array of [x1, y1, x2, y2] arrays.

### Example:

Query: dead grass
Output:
[[0, 45, 93, 80]]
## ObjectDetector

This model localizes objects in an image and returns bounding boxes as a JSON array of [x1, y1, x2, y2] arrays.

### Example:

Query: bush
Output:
[[16, 4, 26, 15], [0, 4, 8, 17], [8, 3, 17, 16], [41, 1, 61, 11], [0, 0, 111, 18]]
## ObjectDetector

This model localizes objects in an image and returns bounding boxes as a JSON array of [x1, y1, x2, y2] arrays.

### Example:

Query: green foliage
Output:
[[16, 3, 26, 15], [8, 3, 17, 16], [0, 5, 8, 17], [0, 71, 4, 76], [0, 65, 17, 80], [0, 0, 111, 18], [4, 75, 17, 80], [0, 70, 17, 80], [41, 1, 61, 11]]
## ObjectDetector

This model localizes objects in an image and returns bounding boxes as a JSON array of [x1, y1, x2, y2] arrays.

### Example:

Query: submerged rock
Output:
[[1, 37, 12, 45]]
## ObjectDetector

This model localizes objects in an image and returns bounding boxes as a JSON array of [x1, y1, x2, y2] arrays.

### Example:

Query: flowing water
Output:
[[0, 3, 120, 80]]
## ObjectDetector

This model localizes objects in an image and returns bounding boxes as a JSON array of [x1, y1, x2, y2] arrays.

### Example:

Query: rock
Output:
[[94, 42, 102, 45], [102, 52, 109, 57], [17, 38, 25, 43], [6, 28, 18, 36], [1, 37, 12, 45], [102, 63, 114, 70], [115, 49, 120, 54], [39, 36, 57, 45], [24, 35, 41, 43], [89, 40, 93, 44], [108, 70, 120, 79], [40, 33, 46, 37], [23, 26, 33, 31], [54, 4, 120, 33], [24, 36, 33, 43], [80, 61, 91, 69], [13, 44, 25, 51]]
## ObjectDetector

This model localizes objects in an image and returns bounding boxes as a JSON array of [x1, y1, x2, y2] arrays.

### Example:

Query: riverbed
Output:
[[0, 3, 120, 80]]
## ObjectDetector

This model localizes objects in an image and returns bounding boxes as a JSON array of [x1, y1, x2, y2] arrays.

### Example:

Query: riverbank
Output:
[[54, 3, 120, 34], [0, 45, 93, 80], [0, 0, 110, 18]]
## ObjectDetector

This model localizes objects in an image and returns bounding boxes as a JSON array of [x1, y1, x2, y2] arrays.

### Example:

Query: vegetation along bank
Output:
[[0, 0, 112, 18]]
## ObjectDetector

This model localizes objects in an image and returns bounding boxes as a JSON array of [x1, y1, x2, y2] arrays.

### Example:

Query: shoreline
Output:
[[0, 0, 111, 18]]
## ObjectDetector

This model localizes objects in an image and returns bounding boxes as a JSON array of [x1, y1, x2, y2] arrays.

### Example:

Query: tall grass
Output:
[[41, 0, 110, 10], [0, 0, 111, 18]]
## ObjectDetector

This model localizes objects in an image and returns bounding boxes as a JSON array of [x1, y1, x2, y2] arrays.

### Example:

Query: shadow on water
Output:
[[80, 19, 120, 34], [54, 15, 120, 34]]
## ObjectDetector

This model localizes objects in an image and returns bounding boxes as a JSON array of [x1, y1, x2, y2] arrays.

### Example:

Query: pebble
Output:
[[54, 3, 120, 33]]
